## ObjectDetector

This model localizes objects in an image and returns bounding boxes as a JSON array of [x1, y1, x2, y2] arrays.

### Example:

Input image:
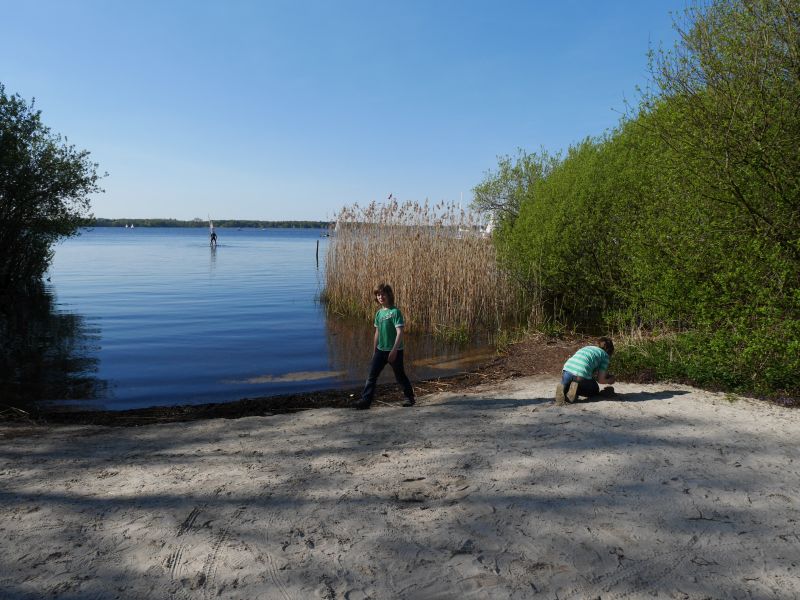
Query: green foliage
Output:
[[432, 323, 470, 345], [496, 136, 629, 324], [614, 319, 800, 396], [534, 317, 568, 339], [493, 328, 521, 354], [0, 83, 102, 291], [488, 0, 800, 397], [471, 148, 560, 223], [646, 0, 800, 254]]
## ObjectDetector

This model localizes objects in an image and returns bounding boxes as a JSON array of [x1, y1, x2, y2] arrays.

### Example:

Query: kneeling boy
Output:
[[556, 337, 616, 404]]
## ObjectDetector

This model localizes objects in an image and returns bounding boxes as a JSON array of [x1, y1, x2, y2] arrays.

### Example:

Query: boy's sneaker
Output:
[[402, 397, 415, 407], [554, 384, 567, 405], [598, 386, 617, 398], [353, 398, 371, 410], [565, 381, 579, 403]]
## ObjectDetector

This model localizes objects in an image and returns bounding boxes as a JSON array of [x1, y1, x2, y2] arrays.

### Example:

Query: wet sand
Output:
[[1, 376, 799, 599]]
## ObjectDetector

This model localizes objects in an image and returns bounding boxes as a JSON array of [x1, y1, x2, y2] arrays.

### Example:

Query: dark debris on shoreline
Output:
[[0, 336, 573, 428], [2, 335, 795, 429]]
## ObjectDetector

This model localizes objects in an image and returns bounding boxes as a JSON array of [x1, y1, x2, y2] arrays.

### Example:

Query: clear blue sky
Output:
[[2, 1, 684, 221]]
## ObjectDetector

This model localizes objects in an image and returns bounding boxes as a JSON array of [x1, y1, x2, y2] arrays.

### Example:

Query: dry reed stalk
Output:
[[323, 201, 521, 335]]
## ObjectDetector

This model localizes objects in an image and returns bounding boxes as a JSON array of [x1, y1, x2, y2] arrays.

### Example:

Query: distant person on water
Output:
[[210, 231, 217, 247], [555, 337, 616, 404], [353, 283, 415, 410]]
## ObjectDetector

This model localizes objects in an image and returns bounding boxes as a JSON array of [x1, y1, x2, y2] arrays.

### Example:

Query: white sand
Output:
[[1, 377, 799, 599]]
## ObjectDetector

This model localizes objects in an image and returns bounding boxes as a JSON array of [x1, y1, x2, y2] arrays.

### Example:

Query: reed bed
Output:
[[323, 200, 520, 336]]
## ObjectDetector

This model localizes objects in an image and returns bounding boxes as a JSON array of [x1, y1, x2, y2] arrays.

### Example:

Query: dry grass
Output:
[[323, 200, 520, 335]]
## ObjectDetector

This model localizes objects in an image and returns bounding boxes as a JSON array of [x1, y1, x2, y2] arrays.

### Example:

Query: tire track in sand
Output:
[[167, 503, 208, 582]]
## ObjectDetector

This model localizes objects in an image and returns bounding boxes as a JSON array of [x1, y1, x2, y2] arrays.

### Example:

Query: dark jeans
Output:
[[361, 349, 414, 404], [561, 370, 599, 398]]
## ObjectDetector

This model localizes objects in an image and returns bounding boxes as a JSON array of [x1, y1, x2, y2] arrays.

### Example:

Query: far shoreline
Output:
[[90, 218, 331, 229]]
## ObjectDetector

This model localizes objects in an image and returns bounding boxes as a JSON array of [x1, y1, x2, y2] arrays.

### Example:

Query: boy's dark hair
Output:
[[374, 283, 395, 306], [598, 337, 614, 356]]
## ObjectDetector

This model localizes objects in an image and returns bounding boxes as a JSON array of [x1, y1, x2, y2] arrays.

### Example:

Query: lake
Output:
[[26, 227, 493, 411]]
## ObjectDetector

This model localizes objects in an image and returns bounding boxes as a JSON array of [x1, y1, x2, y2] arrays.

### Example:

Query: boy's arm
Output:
[[388, 327, 403, 363], [373, 327, 379, 349], [597, 370, 615, 385]]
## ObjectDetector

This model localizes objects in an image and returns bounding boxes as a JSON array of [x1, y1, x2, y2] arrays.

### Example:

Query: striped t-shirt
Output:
[[563, 346, 610, 378]]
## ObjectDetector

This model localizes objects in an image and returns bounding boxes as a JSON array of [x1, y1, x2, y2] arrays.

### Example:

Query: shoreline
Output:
[[0, 353, 522, 427], [0, 335, 575, 427], [3, 335, 796, 428]]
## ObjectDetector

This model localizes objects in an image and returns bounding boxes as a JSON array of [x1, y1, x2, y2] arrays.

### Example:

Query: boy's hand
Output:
[[388, 349, 398, 363], [598, 371, 615, 385]]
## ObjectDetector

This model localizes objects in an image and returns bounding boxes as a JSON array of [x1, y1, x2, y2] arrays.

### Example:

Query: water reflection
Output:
[[411, 349, 497, 371], [0, 286, 106, 409], [322, 315, 495, 383], [225, 370, 347, 384], [0, 287, 494, 411]]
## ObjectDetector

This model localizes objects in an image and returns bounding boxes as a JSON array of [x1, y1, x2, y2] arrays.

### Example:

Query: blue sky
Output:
[[2, 1, 684, 220]]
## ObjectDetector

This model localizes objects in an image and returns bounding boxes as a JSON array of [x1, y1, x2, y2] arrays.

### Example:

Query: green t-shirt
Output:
[[563, 345, 610, 379], [374, 307, 405, 351]]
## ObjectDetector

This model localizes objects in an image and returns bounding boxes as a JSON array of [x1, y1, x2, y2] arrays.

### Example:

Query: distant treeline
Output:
[[91, 218, 331, 229]]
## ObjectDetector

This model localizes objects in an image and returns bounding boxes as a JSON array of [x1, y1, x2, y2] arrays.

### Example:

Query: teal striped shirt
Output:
[[563, 346, 610, 378]]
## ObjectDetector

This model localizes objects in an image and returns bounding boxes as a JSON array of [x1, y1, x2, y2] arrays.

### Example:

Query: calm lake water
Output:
[[34, 227, 493, 410]]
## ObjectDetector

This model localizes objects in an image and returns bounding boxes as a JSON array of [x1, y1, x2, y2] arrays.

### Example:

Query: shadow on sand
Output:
[[579, 389, 692, 404], [436, 389, 692, 410]]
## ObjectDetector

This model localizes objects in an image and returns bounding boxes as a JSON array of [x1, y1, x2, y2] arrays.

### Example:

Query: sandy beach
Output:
[[2, 376, 799, 599]]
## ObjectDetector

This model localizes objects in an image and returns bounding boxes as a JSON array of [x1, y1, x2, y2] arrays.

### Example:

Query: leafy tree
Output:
[[644, 0, 800, 257], [0, 83, 101, 291], [497, 139, 612, 322], [471, 148, 559, 223], [625, 0, 800, 393]]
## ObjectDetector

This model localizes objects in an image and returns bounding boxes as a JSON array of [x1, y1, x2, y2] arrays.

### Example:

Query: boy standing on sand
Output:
[[556, 337, 616, 404], [353, 283, 415, 410]]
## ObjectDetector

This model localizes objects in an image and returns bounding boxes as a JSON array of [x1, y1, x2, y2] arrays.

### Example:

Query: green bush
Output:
[[483, 0, 799, 398], [615, 317, 800, 397]]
